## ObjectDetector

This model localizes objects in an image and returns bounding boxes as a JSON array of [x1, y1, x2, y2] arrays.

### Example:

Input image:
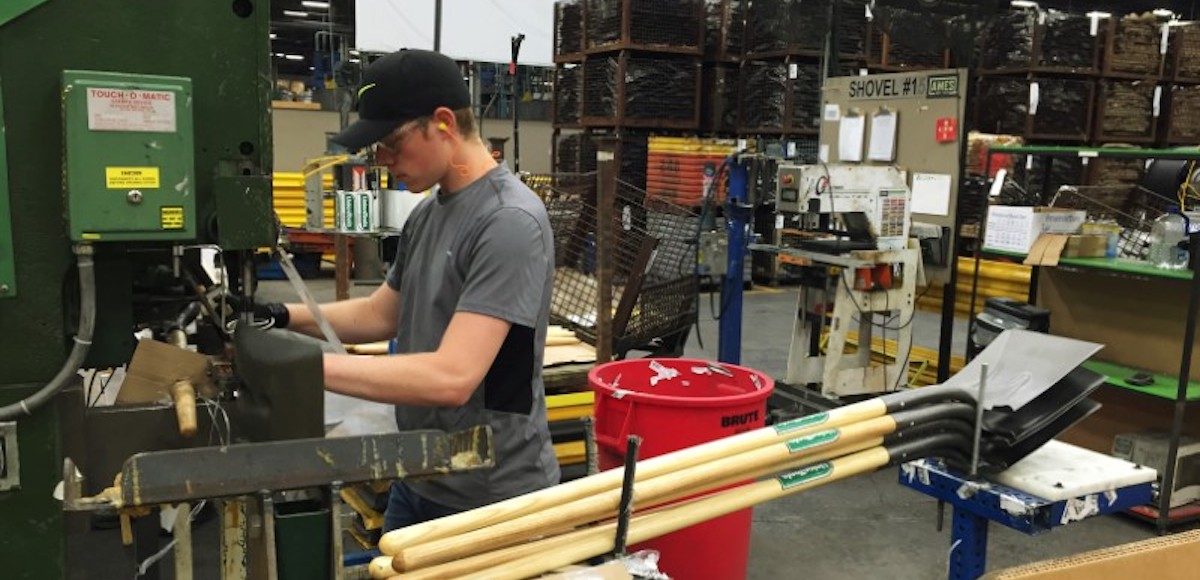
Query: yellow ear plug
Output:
[[437, 122, 449, 132]]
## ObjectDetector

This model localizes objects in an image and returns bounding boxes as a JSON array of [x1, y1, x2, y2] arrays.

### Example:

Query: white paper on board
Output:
[[819, 144, 830, 163], [838, 115, 865, 162], [824, 104, 841, 122], [868, 111, 897, 162], [911, 173, 952, 216]]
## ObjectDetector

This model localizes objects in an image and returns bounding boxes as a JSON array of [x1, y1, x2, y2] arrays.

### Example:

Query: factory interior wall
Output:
[[478, 118, 555, 175], [272, 108, 554, 175]]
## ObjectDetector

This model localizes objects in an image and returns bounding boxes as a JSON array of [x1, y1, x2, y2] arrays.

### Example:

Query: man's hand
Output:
[[227, 295, 291, 329]]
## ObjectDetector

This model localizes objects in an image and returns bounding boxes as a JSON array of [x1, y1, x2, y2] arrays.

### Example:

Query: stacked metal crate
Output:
[[1094, 13, 1166, 146], [1166, 21, 1200, 145], [551, 0, 707, 191], [740, 0, 864, 138], [975, 7, 1100, 148], [866, 1, 950, 71]]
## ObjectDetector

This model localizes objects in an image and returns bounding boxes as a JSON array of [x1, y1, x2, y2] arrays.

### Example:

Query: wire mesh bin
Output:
[[745, 0, 858, 58], [701, 63, 740, 133], [976, 77, 1093, 142], [977, 8, 1098, 75], [978, 8, 1037, 72], [555, 132, 598, 173], [1166, 84, 1200, 144], [866, 5, 950, 71], [585, 0, 705, 54], [705, 0, 746, 62], [1036, 9, 1100, 73], [581, 53, 702, 129], [1049, 184, 1177, 261], [554, 0, 586, 62], [553, 64, 583, 127], [1085, 157, 1146, 188], [975, 77, 1030, 135], [737, 59, 821, 135], [1168, 22, 1200, 83], [1103, 14, 1166, 79], [1011, 155, 1085, 205], [1094, 79, 1160, 143], [535, 173, 700, 357]]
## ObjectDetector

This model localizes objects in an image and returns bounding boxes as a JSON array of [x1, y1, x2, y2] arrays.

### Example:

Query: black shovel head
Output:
[[980, 398, 1102, 474], [981, 366, 1105, 446]]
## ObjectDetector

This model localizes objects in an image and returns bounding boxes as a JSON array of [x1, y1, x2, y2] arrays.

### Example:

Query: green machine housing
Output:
[[62, 70, 196, 241], [0, 1, 278, 577]]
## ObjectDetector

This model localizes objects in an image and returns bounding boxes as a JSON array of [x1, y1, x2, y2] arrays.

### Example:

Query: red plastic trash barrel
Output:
[[589, 358, 774, 580]]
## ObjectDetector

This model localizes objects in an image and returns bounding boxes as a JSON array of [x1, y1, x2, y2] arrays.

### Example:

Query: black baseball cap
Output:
[[331, 49, 471, 151]]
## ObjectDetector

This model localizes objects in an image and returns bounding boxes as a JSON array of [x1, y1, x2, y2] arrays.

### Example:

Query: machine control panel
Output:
[[776, 164, 912, 250], [62, 70, 195, 241]]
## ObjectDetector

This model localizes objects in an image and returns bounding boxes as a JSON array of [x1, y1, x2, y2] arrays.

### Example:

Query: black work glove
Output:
[[227, 295, 290, 329]]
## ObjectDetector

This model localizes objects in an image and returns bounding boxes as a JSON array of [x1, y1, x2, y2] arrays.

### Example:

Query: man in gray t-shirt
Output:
[[255, 49, 559, 530]]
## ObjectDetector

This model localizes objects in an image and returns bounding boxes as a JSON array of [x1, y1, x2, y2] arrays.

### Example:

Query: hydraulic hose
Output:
[[0, 244, 95, 420]]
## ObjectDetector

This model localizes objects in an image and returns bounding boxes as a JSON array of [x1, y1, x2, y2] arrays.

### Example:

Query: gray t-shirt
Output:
[[385, 164, 560, 510]]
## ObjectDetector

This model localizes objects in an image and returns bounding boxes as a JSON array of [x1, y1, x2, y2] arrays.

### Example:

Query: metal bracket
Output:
[[64, 426, 493, 510], [0, 421, 18, 490]]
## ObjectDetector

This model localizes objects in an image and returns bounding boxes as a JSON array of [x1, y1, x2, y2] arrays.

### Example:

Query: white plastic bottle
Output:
[[1148, 209, 1189, 269]]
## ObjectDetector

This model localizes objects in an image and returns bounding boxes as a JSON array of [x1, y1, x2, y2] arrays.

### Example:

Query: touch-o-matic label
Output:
[[105, 167, 160, 189], [87, 88, 177, 132]]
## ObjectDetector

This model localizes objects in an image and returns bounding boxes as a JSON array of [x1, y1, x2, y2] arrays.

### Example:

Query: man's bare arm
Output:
[[285, 282, 400, 344], [322, 311, 510, 406]]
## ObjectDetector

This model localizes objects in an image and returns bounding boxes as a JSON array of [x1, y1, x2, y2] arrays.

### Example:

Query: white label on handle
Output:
[[1154, 86, 1163, 117], [1162, 24, 1171, 55], [737, 138, 747, 151], [1081, 156, 1090, 166], [819, 144, 830, 162], [1090, 14, 1100, 37], [1029, 82, 1040, 116], [1026, 155, 1035, 170], [1038, 10, 1046, 25], [787, 141, 797, 157], [865, 3, 872, 20], [789, 63, 799, 79], [775, 214, 785, 229]]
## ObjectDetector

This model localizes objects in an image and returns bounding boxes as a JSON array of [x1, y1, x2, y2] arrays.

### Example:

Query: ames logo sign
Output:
[[847, 73, 959, 100]]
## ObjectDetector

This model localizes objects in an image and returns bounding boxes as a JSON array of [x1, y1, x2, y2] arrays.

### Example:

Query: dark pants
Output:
[[382, 481, 463, 533]]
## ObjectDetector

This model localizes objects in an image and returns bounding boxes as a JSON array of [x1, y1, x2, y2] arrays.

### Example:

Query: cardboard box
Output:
[[1062, 234, 1109, 258], [985, 529, 1200, 579], [984, 206, 1087, 254]]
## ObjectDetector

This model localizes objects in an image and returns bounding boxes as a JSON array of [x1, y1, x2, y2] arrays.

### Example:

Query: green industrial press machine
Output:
[[0, 2, 491, 578]]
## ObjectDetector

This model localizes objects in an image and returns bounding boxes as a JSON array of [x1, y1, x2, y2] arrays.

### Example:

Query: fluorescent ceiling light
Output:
[[1153, 9, 1175, 18], [1085, 11, 1111, 19], [282, 10, 308, 17], [273, 52, 286, 57], [301, 1, 330, 9], [285, 54, 304, 61], [349, 49, 360, 56], [1010, 1, 1037, 8], [349, 58, 360, 63], [269, 33, 277, 39]]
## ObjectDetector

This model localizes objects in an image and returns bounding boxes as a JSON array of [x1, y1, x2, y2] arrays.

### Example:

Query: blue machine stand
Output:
[[718, 159, 752, 364], [899, 459, 1155, 580]]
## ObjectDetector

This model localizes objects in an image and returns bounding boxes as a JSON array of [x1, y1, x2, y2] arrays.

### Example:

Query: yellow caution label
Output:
[[160, 206, 184, 230], [105, 167, 160, 189]]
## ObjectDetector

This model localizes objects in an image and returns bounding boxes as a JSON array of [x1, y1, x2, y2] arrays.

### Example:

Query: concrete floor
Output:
[[258, 276, 1159, 579]]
